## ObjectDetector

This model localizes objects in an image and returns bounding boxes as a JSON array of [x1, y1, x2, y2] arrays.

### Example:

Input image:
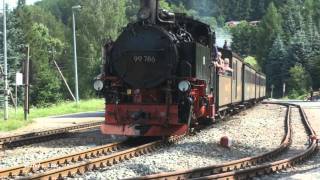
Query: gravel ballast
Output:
[[73, 103, 286, 180], [256, 107, 320, 180], [0, 130, 125, 169], [2, 103, 318, 180]]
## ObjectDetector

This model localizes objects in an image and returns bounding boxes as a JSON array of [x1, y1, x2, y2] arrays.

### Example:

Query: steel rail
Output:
[[192, 142, 317, 180], [126, 105, 293, 180], [0, 121, 103, 149], [191, 104, 318, 180], [127, 103, 318, 180], [1, 135, 184, 180], [27, 140, 165, 180], [0, 141, 123, 178], [26, 136, 185, 180]]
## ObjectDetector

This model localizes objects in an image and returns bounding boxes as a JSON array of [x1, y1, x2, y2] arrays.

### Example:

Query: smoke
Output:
[[187, 0, 233, 47], [193, 17, 233, 48], [215, 28, 233, 47]]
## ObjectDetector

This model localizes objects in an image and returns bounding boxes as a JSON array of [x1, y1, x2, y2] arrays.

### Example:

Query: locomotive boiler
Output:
[[94, 0, 266, 137]]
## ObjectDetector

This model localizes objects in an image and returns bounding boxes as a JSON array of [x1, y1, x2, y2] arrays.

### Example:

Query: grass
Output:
[[0, 99, 105, 132], [282, 94, 308, 100]]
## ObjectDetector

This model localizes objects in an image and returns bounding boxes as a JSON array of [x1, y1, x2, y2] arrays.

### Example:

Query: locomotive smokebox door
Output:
[[111, 25, 179, 88]]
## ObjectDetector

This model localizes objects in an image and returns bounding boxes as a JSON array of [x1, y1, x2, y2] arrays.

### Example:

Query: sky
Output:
[[1, 0, 41, 9]]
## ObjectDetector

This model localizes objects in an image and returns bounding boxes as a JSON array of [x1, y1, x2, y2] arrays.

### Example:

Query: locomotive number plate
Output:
[[133, 56, 157, 64]]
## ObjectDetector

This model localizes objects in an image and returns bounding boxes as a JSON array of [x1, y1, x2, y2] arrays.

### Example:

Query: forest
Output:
[[0, 0, 319, 107]]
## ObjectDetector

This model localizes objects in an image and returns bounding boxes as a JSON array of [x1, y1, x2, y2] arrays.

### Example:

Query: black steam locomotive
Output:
[[95, 0, 266, 136]]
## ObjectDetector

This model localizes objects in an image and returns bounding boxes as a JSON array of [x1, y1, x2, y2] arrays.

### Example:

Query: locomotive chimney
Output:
[[138, 0, 158, 24]]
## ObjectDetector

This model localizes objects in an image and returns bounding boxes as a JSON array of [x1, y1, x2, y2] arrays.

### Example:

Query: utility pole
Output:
[[50, 46, 76, 101], [53, 61, 76, 101], [3, 0, 8, 120], [271, 84, 274, 99], [72, 5, 81, 104], [282, 83, 286, 98], [24, 45, 30, 121], [15, 72, 23, 115]]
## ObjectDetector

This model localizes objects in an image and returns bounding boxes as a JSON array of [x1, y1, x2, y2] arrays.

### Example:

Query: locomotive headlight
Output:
[[93, 80, 104, 91], [178, 81, 191, 92]]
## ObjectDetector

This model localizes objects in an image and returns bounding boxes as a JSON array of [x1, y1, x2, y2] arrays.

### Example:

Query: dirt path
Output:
[[0, 111, 104, 137]]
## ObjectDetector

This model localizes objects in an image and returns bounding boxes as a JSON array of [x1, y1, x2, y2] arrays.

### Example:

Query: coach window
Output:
[[215, 53, 225, 75], [224, 58, 233, 76]]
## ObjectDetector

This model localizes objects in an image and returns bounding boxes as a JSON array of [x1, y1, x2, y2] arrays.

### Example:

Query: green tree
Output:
[[0, 5, 27, 105], [28, 23, 64, 106], [289, 30, 311, 67], [250, 0, 268, 20], [307, 25, 320, 89], [37, 0, 78, 25], [230, 21, 258, 56], [15, 4, 72, 102], [72, 0, 128, 98], [3, 0, 318, 105], [288, 64, 311, 97], [244, 56, 260, 71], [125, 0, 139, 22], [36, 0, 128, 99], [265, 35, 289, 97], [235, 0, 252, 20], [280, 0, 305, 43], [314, 0, 320, 28], [308, 55, 320, 89], [257, 2, 282, 67]]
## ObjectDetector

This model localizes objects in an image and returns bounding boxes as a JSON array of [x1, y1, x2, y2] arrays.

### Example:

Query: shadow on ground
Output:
[[52, 111, 104, 119]]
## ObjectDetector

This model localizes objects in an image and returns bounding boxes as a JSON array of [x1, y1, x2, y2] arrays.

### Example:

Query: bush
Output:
[[287, 88, 309, 100], [288, 64, 311, 95]]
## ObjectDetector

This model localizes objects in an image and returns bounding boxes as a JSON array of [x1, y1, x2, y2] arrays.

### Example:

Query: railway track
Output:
[[127, 103, 318, 180], [0, 121, 103, 150], [0, 141, 123, 179], [0, 136, 183, 179], [1, 103, 317, 179], [0, 103, 252, 179]]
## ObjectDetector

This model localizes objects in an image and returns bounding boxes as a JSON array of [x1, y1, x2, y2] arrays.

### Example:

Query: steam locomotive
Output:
[[94, 0, 266, 137]]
